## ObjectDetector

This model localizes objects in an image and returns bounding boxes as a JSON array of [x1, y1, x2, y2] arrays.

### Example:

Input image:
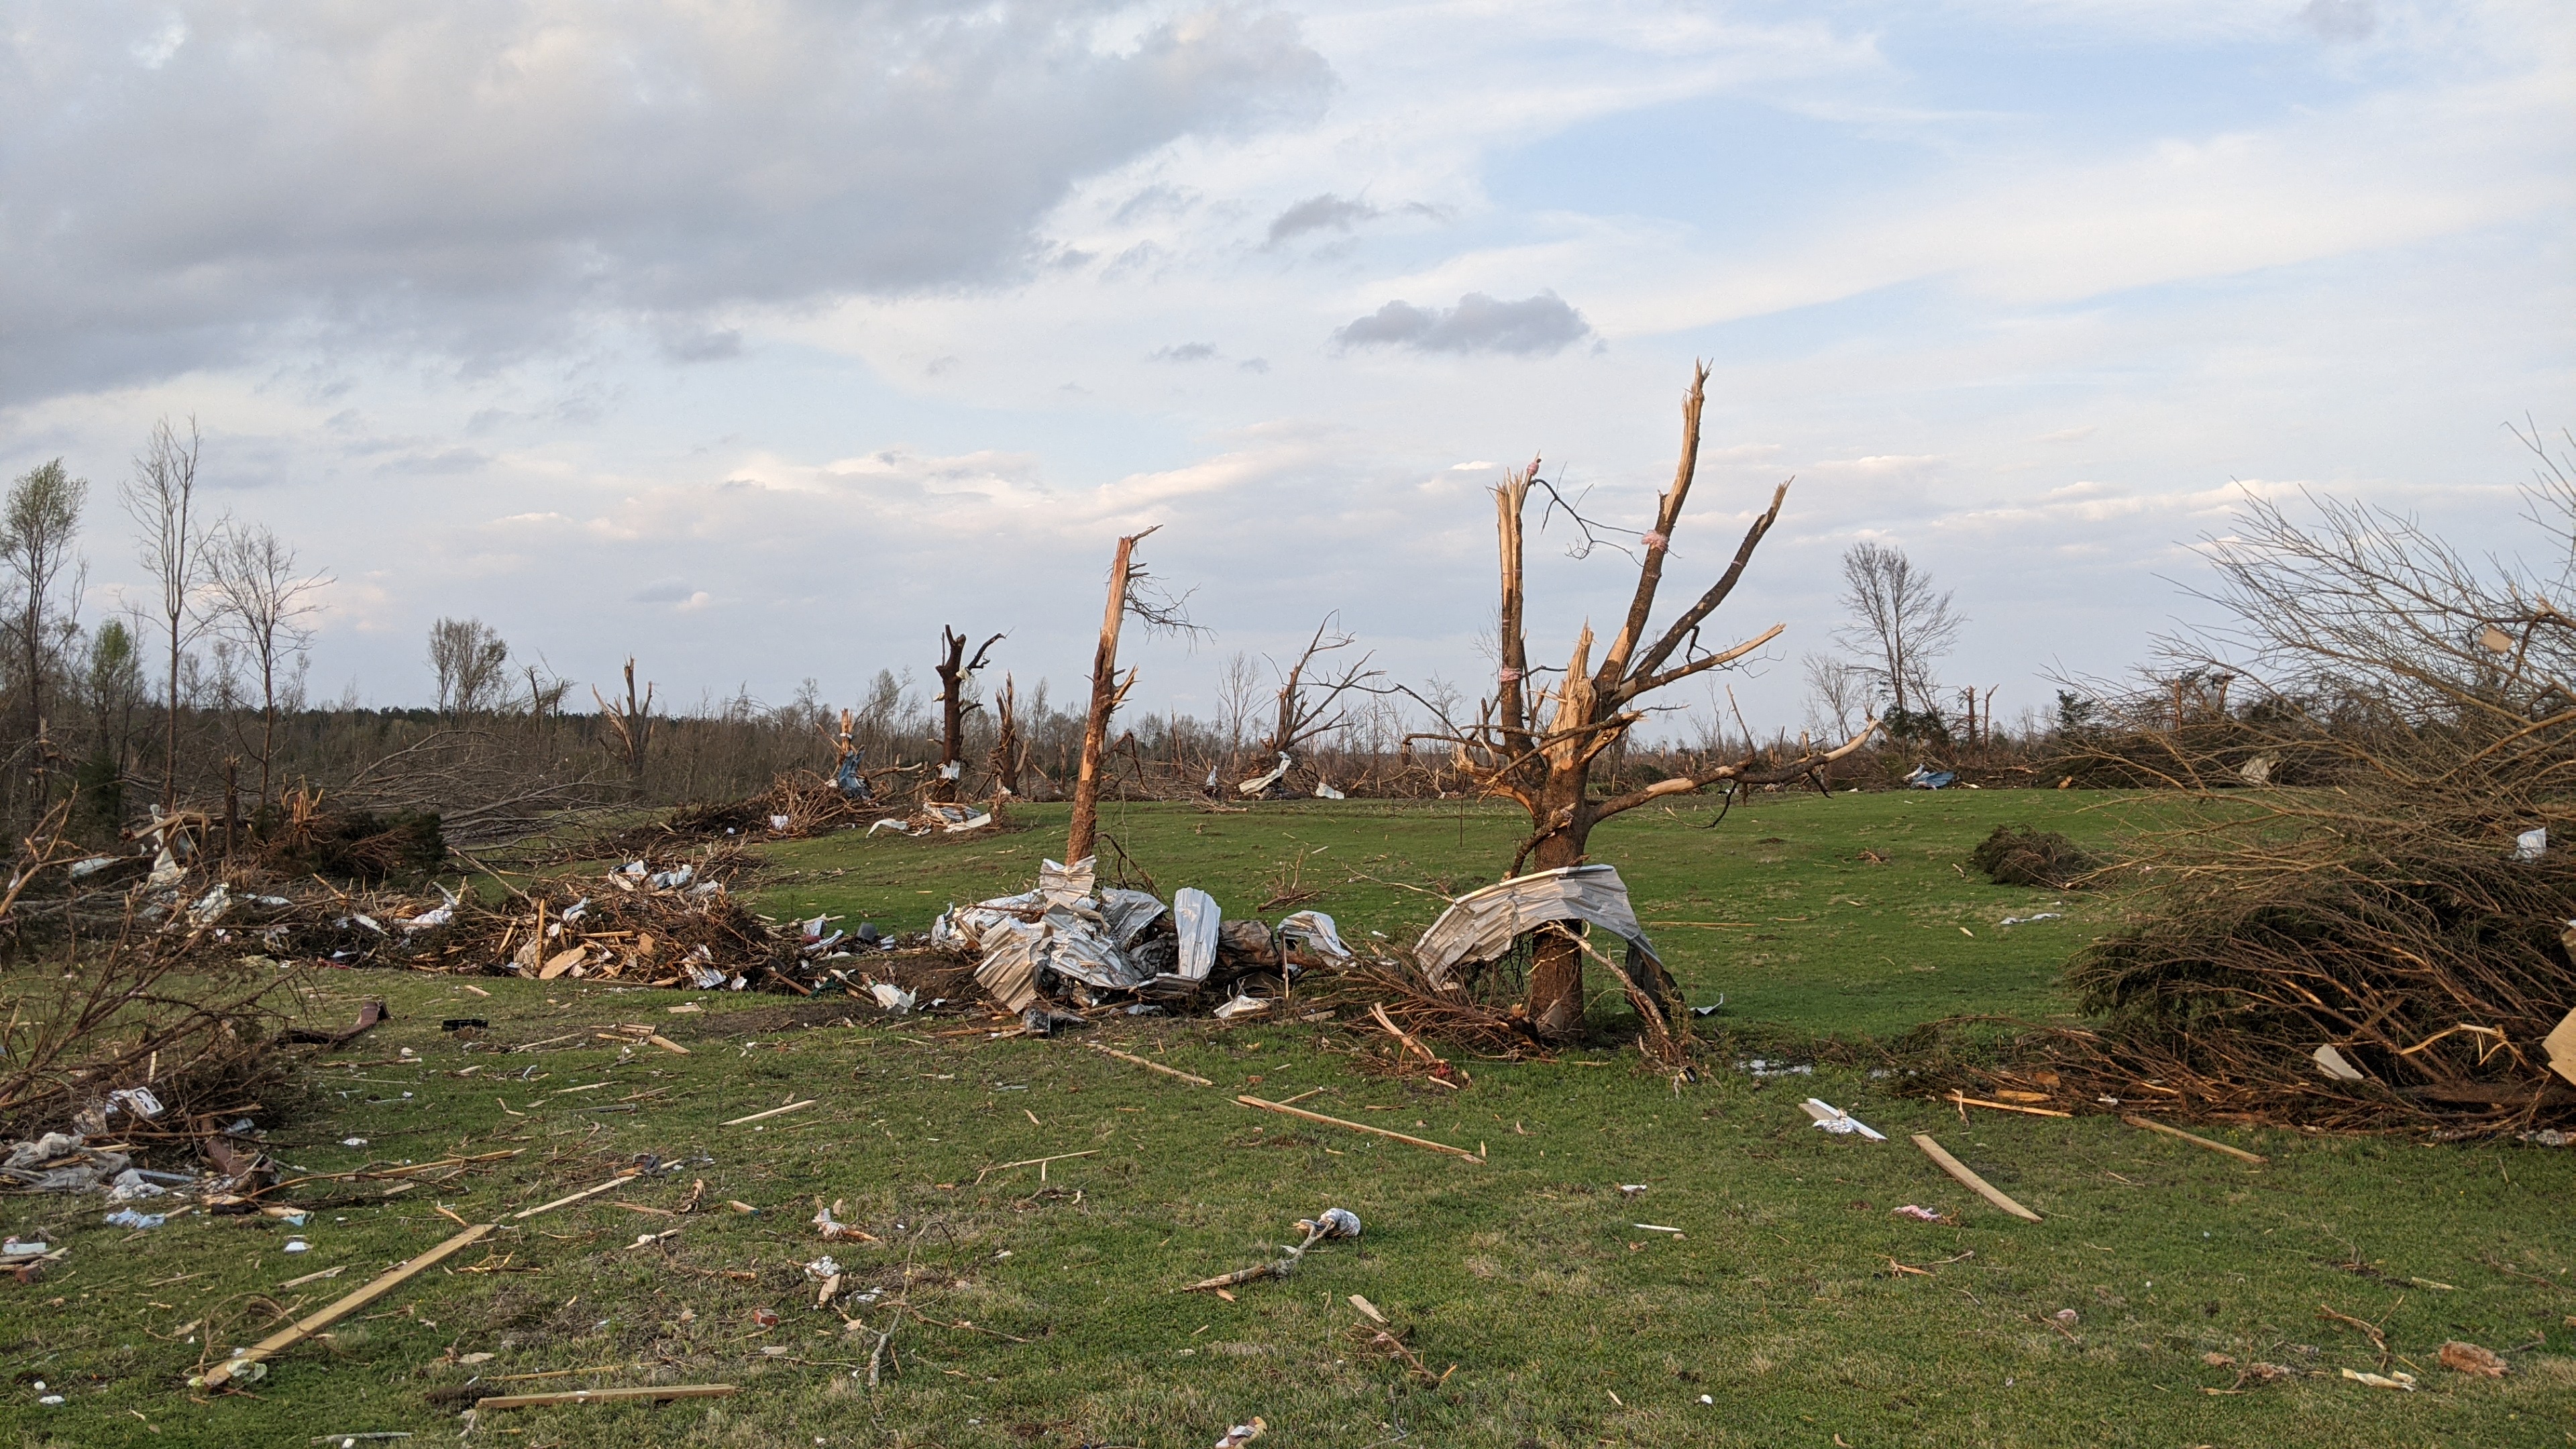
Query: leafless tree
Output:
[[428, 616, 511, 719], [986, 674, 1028, 798], [121, 417, 211, 814], [1415, 364, 1878, 1040], [205, 523, 327, 810], [1255, 614, 1387, 763], [931, 626, 1004, 801], [1834, 541, 1962, 718], [1801, 651, 1864, 744], [593, 657, 657, 782], [1215, 650, 1262, 776], [1, 460, 88, 798]]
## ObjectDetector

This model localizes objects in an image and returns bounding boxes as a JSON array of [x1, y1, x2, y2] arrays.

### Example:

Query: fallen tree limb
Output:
[[203, 1222, 493, 1387], [1235, 1095, 1481, 1162], [1910, 1133, 2041, 1221]]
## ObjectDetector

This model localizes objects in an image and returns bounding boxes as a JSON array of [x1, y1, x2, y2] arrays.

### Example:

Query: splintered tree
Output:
[[1424, 364, 1876, 1040], [1250, 614, 1386, 780], [986, 675, 1027, 798], [930, 626, 1004, 802], [1065, 528, 1192, 865]]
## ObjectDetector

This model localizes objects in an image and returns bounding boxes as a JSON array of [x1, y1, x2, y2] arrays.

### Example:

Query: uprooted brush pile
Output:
[[1968, 824, 2095, 888], [1985, 455, 2576, 1135]]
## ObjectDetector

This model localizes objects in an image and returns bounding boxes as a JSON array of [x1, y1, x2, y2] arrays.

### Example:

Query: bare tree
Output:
[[1417, 364, 1877, 1040], [121, 417, 210, 814], [205, 523, 327, 811], [427, 616, 511, 719], [1214, 649, 1262, 778], [1801, 651, 1864, 744], [1834, 541, 1962, 721], [1, 460, 88, 800], [930, 626, 1004, 802], [592, 657, 657, 782], [1254, 614, 1387, 765]]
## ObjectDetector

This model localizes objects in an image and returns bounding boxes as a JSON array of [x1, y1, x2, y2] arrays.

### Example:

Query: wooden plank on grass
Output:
[[1236, 1095, 1481, 1161], [474, 1383, 737, 1411], [2121, 1114, 2267, 1164], [511, 1170, 639, 1220], [203, 1223, 493, 1387], [1085, 1042, 1213, 1086], [722, 1099, 814, 1126], [1910, 1134, 2041, 1221]]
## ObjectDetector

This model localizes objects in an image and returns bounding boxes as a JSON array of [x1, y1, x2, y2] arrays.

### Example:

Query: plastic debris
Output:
[[2, 1238, 51, 1256], [3, 1132, 132, 1192], [284, 1238, 312, 1253], [1211, 994, 1271, 1020], [804, 1255, 841, 1280], [1891, 1205, 1947, 1222], [1800, 1098, 1887, 1140], [867, 983, 915, 1014], [342, 1137, 370, 1148], [2513, 826, 2546, 861], [1904, 765, 1957, 790], [104, 1208, 166, 1229], [106, 1169, 170, 1202], [2312, 1043, 2368, 1083], [1998, 912, 2063, 926], [1213, 1419, 1267, 1448]]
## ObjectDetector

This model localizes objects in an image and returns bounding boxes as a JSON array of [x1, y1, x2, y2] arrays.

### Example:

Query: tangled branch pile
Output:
[[2032, 437, 2576, 1133]]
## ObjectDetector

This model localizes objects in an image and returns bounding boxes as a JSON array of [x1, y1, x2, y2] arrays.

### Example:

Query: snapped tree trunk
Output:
[[1065, 534, 1146, 865], [931, 627, 1002, 803], [1430, 366, 1881, 1043]]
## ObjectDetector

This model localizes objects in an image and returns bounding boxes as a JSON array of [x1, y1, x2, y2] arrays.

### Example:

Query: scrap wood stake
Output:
[[511, 1170, 640, 1220], [722, 1099, 815, 1127], [475, 1384, 738, 1412], [1085, 1041, 1213, 1086], [1910, 1134, 2042, 1222], [2121, 1114, 2267, 1164], [1948, 1090, 2072, 1119], [1235, 1095, 1481, 1161], [203, 1222, 494, 1387]]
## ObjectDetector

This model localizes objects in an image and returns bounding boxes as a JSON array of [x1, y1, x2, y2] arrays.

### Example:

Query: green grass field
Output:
[[3, 793, 2569, 1448]]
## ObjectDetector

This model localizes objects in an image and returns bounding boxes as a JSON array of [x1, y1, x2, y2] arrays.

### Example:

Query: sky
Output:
[[3, 0, 2570, 741]]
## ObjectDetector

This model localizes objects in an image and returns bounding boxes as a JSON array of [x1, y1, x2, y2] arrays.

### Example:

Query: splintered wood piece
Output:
[[511, 1171, 639, 1220], [1948, 1090, 2072, 1118], [474, 1384, 738, 1411], [2121, 1114, 2267, 1164], [1235, 1095, 1481, 1161], [1910, 1134, 2041, 1222], [203, 1223, 493, 1387], [1085, 1042, 1213, 1086], [722, 1099, 815, 1126]]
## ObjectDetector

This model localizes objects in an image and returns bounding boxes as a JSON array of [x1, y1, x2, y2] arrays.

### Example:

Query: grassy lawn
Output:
[[2, 793, 2569, 1447]]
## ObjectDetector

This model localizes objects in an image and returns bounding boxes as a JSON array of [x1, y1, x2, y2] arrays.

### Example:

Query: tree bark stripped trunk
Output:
[[931, 627, 1003, 803], [1066, 531, 1151, 865]]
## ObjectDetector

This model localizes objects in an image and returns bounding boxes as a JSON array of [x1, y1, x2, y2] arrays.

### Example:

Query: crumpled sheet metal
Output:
[[1276, 910, 1351, 961], [1414, 864, 1660, 987], [1171, 888, 1221, 981], [953, 857, 1155, 1012]]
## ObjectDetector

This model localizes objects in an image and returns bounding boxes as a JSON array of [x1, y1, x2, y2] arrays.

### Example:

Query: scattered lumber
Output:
[[511, 1170, 639, 1220], [1235, 1095, 1481, 1162], [1948, 1090, 2072, 1119], [2121, 1114, 2267, 1164], [474, 1384, 738, 1411], [203, 1223, 493, 1387], [1085, 1042, 1213, 1086], [1909, 1134, 2041, 1221], [722, 1099, 814, 1127]]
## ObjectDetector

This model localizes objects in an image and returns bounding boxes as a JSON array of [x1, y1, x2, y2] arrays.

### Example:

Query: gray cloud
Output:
[[1151, 341, 1219, 362], [1331, 292, 1593, 356], [630, 580, 697, 604], [1, 2, 1332, 400], [2298, 0, 2377, 43], [1266, 193, 1378, 244]]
